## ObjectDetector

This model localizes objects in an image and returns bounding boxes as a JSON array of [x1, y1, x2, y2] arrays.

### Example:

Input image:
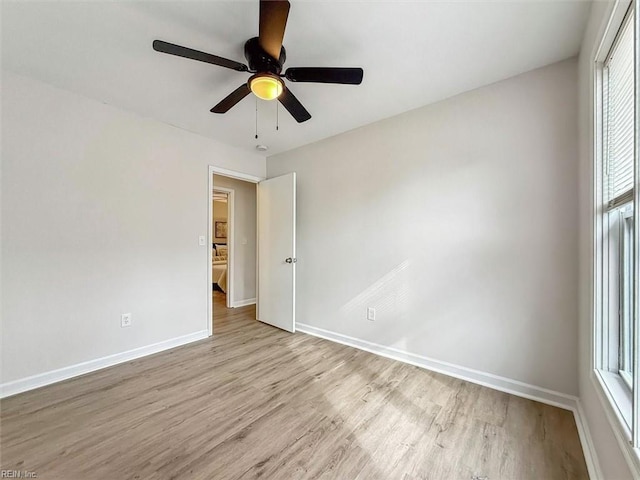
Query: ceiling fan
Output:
[[153, 0, 363, 123]]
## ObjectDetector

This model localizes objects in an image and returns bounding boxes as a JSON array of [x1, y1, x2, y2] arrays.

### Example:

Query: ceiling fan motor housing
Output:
[[244, 37, 286, 74]]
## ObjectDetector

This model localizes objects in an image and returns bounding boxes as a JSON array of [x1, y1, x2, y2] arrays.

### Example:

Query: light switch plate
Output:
[[121, 313, 132, 328], [199, 236, 206, 246], [367, 307, 375, 321]]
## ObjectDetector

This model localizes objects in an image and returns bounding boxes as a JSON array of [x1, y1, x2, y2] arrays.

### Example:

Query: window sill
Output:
[[591, 369, 640, 476], [596, 369, 632, 431], [620, 369, 633, 390]]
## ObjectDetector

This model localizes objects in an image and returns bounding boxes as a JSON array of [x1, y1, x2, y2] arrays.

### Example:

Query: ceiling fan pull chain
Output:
[[276, 99, 279, 131], [255, 97, 259, 139]]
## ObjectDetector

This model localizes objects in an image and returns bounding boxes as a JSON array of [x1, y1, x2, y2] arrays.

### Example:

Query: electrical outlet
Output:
[[367, 307, 376, 321], [121, 313, 132, 328]]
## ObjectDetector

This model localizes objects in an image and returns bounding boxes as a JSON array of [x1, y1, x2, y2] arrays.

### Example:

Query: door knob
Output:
[[285, 257, 297, 263]]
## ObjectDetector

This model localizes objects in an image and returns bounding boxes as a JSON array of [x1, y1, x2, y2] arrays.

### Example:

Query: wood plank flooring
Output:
[[0, 292, 588, 479]]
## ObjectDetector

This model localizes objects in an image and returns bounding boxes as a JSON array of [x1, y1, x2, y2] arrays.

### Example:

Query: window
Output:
[[595, 1, 637, 444]]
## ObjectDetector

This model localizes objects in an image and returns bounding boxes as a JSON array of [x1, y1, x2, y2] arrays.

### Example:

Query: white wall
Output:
[[268, 59, 579, 396], [578, 1, 634, 478], [0, 72, 265, 385], [213, 174, 257, 304]]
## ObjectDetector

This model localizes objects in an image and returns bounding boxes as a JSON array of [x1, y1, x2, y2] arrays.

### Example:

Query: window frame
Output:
[[592, 0, 640, 472], [620, 204, 634, 389]]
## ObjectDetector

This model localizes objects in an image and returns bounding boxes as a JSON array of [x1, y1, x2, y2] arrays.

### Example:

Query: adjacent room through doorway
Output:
[[211, 173, 258, 333], [211, 190, 229, 301]]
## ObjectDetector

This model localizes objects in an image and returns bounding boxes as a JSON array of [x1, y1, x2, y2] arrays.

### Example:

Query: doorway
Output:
[[209, 167, 260, 336], [207, 166, 297, 337]]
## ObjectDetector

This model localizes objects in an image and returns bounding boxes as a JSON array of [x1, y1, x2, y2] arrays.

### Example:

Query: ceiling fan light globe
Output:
[[249, 74, 283, 101]]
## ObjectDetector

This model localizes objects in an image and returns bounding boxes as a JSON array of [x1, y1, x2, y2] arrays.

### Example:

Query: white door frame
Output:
[[208, 166, 264, 337]]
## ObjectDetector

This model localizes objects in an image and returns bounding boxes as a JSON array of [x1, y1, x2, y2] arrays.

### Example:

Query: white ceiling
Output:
[[1, 1, 591, 157]]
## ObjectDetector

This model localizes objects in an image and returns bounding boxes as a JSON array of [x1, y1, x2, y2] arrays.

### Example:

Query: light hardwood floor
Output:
[[1, 292, 588, 479]]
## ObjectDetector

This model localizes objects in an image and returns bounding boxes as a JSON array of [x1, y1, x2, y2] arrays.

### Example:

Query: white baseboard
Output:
[[232, 298, 256, 308], [0, 330, 209, 399], [297, 322, 578, 409], [297, 322, 602, 479], [573, 400, 604, 480]]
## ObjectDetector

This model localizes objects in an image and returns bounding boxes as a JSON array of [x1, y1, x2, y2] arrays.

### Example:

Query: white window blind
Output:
[[605, 11, 635, 209]]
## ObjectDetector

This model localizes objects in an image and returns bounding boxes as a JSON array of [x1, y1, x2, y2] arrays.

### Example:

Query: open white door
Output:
[[257, 172, 296, 332]]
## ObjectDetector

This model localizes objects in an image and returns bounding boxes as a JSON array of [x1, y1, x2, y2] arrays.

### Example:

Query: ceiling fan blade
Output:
[[259, 0, 290, 61], [211, 84, 251, 113], [278, 87, 311, 123], [153, 40, 248, 72], [285, 67, 364, 85]]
